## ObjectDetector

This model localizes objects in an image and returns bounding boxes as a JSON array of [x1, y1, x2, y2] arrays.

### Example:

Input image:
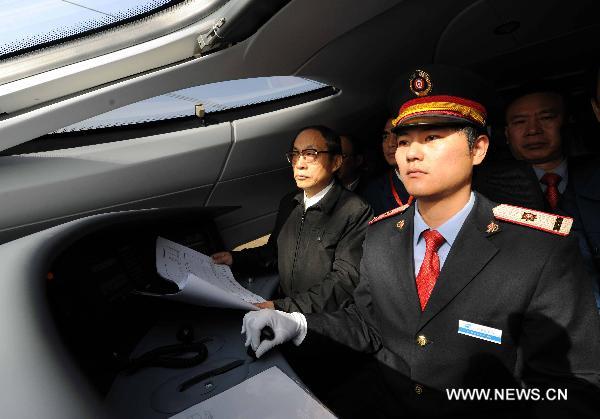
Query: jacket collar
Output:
[[292, 179, 343, 214], [388, 204, 422, 316], [567, 155, 600, 200]]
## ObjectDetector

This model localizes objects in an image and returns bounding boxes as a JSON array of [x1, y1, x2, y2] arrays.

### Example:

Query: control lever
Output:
[[246, 326, 275, 359], [180, 326, 274, 392]]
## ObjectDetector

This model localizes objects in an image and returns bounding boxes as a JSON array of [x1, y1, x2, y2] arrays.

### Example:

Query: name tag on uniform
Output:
[[458, 320, 502, 344]]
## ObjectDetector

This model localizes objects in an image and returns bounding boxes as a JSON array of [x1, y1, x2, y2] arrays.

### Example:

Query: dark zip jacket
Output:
[[233, 181, 372, 313]]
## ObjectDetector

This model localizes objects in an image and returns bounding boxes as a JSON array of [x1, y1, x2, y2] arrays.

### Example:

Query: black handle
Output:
[[246, 326, 275, 359]]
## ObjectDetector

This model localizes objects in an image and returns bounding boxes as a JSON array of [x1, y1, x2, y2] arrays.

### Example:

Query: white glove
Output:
[[241, 309, 307, 358]]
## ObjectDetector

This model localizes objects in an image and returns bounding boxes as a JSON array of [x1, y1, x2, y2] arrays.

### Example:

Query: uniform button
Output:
[[416, 335, 428, 347], [414, 384, 423, 395]]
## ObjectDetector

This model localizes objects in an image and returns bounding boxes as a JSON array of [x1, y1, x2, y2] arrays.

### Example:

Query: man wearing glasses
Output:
[[212, 125, 372, 314]]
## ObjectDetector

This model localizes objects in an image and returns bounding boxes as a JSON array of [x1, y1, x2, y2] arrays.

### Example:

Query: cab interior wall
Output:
[[0, 224, 106, 418], [0, 90, 361, 245], [295, 0, 476, 105], [296, 0, 600, 118], [0, 185, 214, 245], [0, 124, 231, 242]]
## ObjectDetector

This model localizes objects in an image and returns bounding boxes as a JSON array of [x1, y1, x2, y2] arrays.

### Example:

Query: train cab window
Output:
[[2, 76, 335, 155], [0, 0, 224, 85], [0, 0, 292, 116], [53, 76, 330, 133], [0, 0, 190, 60]]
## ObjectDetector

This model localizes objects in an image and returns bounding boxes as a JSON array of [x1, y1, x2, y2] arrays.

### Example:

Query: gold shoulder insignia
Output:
[[369, 204, 410, 226], [492, 204, 573, 236]]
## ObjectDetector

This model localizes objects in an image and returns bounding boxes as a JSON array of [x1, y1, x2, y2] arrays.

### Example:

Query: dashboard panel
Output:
[[0, 206, 294, 418], [48, 208, 229, 395]]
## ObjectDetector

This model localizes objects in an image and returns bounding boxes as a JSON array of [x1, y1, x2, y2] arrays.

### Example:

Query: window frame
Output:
[[0, 0, 230, 117]]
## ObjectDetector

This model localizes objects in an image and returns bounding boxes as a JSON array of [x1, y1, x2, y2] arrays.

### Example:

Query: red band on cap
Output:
[[400, 95, 486, 114], [392, 95, 487, 127]]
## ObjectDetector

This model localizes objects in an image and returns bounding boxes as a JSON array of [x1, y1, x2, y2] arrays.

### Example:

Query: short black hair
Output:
[[461, 125, 485, 150], [292, 125, 342, 156]]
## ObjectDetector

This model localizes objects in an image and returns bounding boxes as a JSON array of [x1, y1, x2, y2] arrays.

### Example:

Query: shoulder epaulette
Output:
[[369, 204, 409, 225], [492, 204, 573, 236]]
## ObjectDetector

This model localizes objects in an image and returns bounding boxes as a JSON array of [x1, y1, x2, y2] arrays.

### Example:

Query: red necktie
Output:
[[416, 230, 445, 311], [540, 172, 562, 210]]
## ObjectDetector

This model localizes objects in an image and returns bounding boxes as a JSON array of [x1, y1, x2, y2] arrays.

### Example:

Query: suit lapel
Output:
[[569, 158, 600, 200], [388, 205, 422, 313], [525, 165, 548, 210], [417, 194, 499, 330]]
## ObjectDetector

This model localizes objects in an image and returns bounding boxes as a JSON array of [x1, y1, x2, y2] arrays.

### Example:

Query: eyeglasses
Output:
[[286, 148, 331, 164]]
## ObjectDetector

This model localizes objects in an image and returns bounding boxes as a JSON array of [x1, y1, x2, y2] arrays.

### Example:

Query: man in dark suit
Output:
[[505, 87, 600, 311], [242, 66, 600, 418], [337, 134, 367, 194], [362, 118, 413, 216], [212, 125, 372, 314]]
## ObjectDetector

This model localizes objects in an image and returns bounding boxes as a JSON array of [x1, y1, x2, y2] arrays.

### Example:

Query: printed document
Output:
[[169, 367, 336, 419], [153, 237, 264, 311]]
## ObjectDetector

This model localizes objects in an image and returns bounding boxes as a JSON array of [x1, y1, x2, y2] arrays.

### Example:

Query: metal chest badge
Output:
[[409, 69, 433, 97], [396, 220, 405, 230], [486, 222, 499, 234]]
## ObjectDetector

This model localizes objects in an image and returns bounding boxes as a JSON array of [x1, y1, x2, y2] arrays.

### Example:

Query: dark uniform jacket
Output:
[[362, 169, 411, 216], [475, 155, 600, 308], [473, 158, 546, 209], [344, 175, 368, 198], [307, 193, 600, 417], [234, 181, 372, 314], [561, 156, 600, 295]]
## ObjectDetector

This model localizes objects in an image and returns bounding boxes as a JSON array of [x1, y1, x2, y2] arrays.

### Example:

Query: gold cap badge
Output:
[[409, 69, 432, 97]]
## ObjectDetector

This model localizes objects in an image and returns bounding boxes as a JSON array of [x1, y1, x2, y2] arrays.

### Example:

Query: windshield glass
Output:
[[54, 77, 329, 133], [0, 0, 186, 59]]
